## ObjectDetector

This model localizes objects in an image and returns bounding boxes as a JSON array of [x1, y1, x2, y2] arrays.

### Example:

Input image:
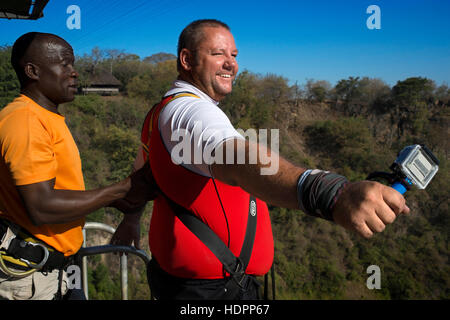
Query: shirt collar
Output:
[[171, 80, 220, 106]]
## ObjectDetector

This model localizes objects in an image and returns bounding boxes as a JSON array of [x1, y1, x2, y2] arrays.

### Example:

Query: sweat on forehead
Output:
[[43, 39, 73, 61], [34, 34, 72, 59], [14, 33, 72, 65]]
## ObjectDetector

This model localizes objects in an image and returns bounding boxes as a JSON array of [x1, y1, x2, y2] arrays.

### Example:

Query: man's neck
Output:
[[177, 74, 197, 90], [175, 76, 220, 105], [176, 74, 221, 103], [21, 87, 59, 114]]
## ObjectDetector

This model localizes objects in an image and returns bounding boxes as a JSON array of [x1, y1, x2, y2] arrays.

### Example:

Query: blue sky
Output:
[[0, 0, 449, 86]]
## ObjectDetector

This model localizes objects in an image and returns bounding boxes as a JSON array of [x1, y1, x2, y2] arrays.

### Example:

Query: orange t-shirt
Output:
[[0, 95, 85, 256]]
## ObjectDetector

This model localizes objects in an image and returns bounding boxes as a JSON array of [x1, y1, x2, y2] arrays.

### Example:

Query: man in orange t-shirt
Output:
[[0, 32, 151, 300], [0, 94, 86, 256]]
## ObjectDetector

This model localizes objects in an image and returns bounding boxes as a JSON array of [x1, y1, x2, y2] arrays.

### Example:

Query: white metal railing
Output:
[[79, 222, 150, 300]]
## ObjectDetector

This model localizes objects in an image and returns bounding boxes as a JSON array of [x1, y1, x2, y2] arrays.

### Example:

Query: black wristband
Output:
[[297, 169, 349, 221]]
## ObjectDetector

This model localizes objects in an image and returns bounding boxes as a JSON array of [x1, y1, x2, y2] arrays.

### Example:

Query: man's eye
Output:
[[62, 58, 74, 66]]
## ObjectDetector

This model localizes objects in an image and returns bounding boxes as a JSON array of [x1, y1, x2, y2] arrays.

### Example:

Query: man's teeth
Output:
[[219, 74, 232, 78]]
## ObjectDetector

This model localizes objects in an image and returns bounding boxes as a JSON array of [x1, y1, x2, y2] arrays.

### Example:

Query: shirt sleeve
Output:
[[1, 110, 57, 185], [158, 96, 244, 177]]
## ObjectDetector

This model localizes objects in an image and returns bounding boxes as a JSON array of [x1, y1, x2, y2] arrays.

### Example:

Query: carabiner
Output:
[[18, 241, 49, 270]]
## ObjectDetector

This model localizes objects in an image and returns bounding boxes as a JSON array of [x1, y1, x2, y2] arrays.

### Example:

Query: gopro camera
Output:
[[390, 145, 439, 194]]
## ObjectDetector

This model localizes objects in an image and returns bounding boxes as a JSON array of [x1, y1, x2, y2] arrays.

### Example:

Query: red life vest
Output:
[[141, 92, 274, 279]]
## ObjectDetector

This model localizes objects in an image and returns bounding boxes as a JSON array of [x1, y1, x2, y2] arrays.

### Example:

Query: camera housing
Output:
[[391, 145, 439, 190]]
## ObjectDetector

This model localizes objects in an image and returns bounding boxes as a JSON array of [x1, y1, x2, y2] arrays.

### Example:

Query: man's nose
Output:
[[71, 68, 79, 78], [223, 54, 237, 70]]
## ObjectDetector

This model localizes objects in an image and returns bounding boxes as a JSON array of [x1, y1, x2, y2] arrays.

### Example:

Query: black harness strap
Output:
[[172, 203, 237, 275], [158, 190, 257, 299], [239, 196, 257, 270], [0, 219, 73, 272], [171, 195, 257, 276], [6, 237, 69, 270]]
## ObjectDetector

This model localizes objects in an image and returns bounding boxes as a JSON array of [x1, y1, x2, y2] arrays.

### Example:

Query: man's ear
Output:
[[179, 48, 193, 71], [23, 62, 40, 81]]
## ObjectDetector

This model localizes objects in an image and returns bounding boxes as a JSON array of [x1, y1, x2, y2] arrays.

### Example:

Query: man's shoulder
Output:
[[165, 89, 203, 103], [0, 97, 59, 137], [162, 90, 214, 115], [0, 96, 35, 122], [167, 90, 203, 102]]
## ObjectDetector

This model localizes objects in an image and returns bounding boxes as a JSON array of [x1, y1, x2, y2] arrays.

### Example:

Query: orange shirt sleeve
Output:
[[1, 108, 57, 186]]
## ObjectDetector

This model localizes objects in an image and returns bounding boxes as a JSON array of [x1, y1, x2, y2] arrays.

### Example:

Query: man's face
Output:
[[35, 37, 78, 105], [189, 27, 239, 101]]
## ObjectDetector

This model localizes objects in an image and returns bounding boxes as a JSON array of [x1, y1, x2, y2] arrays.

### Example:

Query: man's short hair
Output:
[[11, 32, 67, 86], [177, 19, 230, 71], [11, 32, 39, 84]]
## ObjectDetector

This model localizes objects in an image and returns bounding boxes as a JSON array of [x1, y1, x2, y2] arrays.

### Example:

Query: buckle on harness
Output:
[[231, 258, 247, 289], [18, 241, 49, 270]]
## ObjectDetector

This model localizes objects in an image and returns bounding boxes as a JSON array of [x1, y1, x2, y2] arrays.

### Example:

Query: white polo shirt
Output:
[[135, 80, 244, 177]]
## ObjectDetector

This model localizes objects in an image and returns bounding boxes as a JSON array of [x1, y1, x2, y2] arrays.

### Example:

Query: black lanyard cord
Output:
[[211, 177, 231, 278], [211, 177, 230, 248]]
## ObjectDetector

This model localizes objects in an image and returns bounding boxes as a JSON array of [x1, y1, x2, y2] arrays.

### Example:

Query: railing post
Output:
[[80, 222, 150, 300], [120, 254, 128, 300], [82, 228, 89, 300], [82, 222, 134, 300]]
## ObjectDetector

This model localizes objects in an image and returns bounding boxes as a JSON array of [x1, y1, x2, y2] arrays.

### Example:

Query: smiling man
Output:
[[112, 19, 409, 300], [179, 21, 238, 101], [0, 32, 149, 300], [113, 20, 267, 299]]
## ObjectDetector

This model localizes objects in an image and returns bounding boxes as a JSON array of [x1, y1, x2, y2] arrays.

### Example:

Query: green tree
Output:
[[112, 55, 143, 93], [88, 262, 121, 300], [392, 77, 434, 107], [391, 77, 435, 138], [305, 79, 331, 102], [127, 60, 178, 103], [258, 73, 291, 104], [0, 46, 20, 108], [304, 117, 383, 177], [333, 77, 391, 115], [334, 76, 361, 102], [434, 83, 450, 104], [93, 125, 139, 181]]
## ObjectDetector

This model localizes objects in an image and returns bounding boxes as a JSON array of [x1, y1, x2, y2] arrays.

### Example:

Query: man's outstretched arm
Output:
[[210, 139, 410, 239]]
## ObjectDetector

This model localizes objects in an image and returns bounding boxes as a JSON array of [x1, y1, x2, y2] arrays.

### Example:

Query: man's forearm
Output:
[[210, 139, 305, 209], [17, 178, 131, 225]]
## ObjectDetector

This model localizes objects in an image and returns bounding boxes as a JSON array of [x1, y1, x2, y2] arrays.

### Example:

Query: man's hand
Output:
[[110, 212, 142, 250], [332, 181, 410, 238], [109, 199, 146, 215], [122, 161, 158, 207]]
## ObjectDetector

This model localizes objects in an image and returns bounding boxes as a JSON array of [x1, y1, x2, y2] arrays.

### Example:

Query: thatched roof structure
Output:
[[88, 71, 121, 87]]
